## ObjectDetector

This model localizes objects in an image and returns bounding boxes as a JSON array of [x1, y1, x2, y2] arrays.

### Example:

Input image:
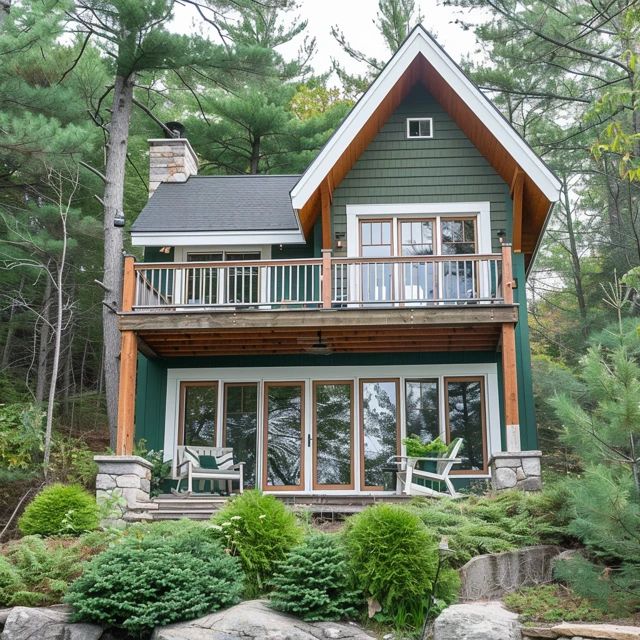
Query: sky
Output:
[[174, 0, 483, 80]]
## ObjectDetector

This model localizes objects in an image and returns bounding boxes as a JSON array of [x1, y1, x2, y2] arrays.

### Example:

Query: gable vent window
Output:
[[406, 117, 433, 139]]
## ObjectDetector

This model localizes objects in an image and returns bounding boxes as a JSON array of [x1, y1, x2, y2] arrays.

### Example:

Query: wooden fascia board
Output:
[[511, 168, 524, 253]]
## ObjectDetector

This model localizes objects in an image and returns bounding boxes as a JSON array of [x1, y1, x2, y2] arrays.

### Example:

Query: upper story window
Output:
[[406, 117, 433, 139]]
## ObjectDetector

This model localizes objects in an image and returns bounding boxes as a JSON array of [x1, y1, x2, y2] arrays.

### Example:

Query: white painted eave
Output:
[[130, 228, 306, 247], [290, 26, 561, 210]]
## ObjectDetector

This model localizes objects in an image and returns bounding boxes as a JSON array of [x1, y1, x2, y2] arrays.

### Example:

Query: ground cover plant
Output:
[[0, 531, 114, 607], [66, 519, 243, 638], [344, 503, 459, 633], [18, 483, 99, 537], [269, 533, 362, 621], [210, 490, 303, 597]]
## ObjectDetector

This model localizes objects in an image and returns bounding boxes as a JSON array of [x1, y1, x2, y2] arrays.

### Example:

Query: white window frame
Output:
[[406, 117, 433, 139], [164, 362, 501, 493], [346, 202, 492, 258]]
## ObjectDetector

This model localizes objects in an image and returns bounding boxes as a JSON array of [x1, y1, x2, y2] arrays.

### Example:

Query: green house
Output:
[[112, 26, 560, 501]]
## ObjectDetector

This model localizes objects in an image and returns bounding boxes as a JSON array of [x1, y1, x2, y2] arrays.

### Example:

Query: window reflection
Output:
[[224, 384, 258, 488], [361, 380, 398, 488], [405, 380, 439, 443], [264, 383, 304, 488], [446, 378, 486, 471], [182, 383, 217, 446], [314, 383, 353, 487]]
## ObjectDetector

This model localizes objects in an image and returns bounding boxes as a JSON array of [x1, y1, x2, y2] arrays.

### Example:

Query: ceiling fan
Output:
[[299, 330, 333, 355]]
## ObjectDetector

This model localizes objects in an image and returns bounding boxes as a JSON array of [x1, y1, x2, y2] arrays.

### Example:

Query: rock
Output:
[[494, 467, 518, 489], [432, 602, 521, 640], [152, 600, 375, 640], [1, 606, 103, 640], [458, 545, 564, 601], [520, 627, 557, 638], [551, 623, 640, 640]]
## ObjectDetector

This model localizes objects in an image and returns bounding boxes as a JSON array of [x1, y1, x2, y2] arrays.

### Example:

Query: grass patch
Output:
[[503, 584, 609, 623]]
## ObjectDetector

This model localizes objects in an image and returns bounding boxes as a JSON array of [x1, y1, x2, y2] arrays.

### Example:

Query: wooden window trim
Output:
[[178, 381, 218, 447], [444, 376, 488, 475], [398, 218, 437, 256], [312, 380, 355, 490], [404, 378, 440, 443], [262, 381, 306, 492], [222, 382, 259, 447], [359, 378, 400, 491], [359, 219, 395, 301], [439, 216, 478, 255]]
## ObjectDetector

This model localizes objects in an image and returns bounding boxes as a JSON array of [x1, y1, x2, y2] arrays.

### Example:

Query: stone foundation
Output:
[[490, 450, 542, 492], [94, 455, 158, 527]]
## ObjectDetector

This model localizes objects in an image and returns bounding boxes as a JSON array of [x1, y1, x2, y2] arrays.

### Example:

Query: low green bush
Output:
[[18, 483, 99, 536], [66, 521, 243, 638], [344, 504, 459, 632], [0, 532, 114, 607], [210, 490, 303, 597], [269, 534, 362, 621]]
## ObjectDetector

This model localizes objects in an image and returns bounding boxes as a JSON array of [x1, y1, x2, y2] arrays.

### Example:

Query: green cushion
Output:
[[199, 455, 218, 469]]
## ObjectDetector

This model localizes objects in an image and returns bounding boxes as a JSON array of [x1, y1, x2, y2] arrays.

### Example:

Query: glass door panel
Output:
[[405, 379, 440, 443], [263, 382, 305, 490], [224, 384, 258, 488], [440, 219, 478, 301], [180, 382, 218, 446], [225, 252, 260, 305], [186, 252, 222, 305], [360, 379, 399, 489], [400, 220, 435, 302], [445, 377, 487, 472], [360, 220, 393, 303], [313, 382, 354, 489]]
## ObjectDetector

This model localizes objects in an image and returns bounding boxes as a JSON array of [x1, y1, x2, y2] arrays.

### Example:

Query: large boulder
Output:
[[1, 606, 103, 640], [152, 600, 375, 640], [433, 602, 521, 640]]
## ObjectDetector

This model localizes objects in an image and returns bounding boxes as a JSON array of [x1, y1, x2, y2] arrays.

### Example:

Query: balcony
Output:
[[118, 247, 517, 357]]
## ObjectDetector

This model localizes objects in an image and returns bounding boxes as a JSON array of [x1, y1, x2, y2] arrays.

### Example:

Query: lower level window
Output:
[[224, 384, 258, 488], [180, 382, 218, 446]]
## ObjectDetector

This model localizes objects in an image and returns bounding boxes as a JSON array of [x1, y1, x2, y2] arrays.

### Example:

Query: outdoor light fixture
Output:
[[335, 231, 346, 250], [113, 210, 125, 227], [497, 229, 506, 244]]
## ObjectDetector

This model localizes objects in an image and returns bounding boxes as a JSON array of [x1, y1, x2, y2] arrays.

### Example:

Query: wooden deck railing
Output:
[[124, 247, 513, 312]]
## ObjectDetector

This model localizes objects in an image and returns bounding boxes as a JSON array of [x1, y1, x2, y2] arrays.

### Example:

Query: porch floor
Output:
[[151, 493, 415, 521]]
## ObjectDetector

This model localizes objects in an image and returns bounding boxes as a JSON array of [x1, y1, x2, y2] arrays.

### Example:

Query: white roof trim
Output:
[[131, 229, 305, 247], [290, 26, 561, 210]]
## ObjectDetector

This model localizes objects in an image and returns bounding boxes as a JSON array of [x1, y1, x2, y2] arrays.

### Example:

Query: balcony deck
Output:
[[119, 249, 516, 356]]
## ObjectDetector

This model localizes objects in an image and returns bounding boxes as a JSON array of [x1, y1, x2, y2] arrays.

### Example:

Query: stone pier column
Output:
[[490, 451, 542, 492], [94, 455, 158, 527]]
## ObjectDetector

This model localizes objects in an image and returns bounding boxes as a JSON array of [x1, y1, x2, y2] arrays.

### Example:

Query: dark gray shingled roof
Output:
[[131, 174, 302, 233]]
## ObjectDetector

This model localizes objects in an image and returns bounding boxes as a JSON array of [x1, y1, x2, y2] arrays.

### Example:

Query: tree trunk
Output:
[[249, 136, 261, 174], [0, 277, 22, 370], [0, 1, 11, 26], [35, 273, 53, 404], [102, 74, 134, 448]]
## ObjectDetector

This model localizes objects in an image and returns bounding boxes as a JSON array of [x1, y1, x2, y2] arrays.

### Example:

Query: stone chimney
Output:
[[148, 135, 198, 198]]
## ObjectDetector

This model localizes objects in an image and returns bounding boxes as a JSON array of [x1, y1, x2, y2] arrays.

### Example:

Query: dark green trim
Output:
[[143, 246, 174, 262], [135, 355, 167, 451]]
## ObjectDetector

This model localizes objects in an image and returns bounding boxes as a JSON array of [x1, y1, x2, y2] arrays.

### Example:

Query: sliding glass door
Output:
[[263, 382, 305, 491], [313, 381, 354, 489], [224, 384, 258, 488]]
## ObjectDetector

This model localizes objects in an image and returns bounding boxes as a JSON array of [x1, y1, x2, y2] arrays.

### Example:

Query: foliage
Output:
[[18, 484, 99, 537], [0, 404, 44, 470], [135, 439, 171, 497], [504, 584, 609, 623], [344, 504, 459, 632], [410, 489, 571, 568], [403, 435, 448, 457], [0, 531, 114, 607], [67, 520, 243, 637], [269, 534, 362, 621], [49, 436, 99, 488], [210, 491, 303, 597]]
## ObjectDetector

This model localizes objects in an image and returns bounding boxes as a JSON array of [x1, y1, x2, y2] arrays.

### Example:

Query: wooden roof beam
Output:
[[510, 168, 524, 253]]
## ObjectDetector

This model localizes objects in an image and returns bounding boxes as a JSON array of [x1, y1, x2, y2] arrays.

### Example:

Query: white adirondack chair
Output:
[[174, 446, 244, 495], [391, 438, 464, 498]]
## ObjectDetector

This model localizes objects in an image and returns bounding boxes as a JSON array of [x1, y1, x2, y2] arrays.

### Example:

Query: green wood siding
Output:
[[135, 354, 167, 451], [331, 84, 511, 255]]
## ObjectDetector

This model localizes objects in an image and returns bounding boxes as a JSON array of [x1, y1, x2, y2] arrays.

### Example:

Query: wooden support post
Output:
[[500, 242, 520, 451], [122, 254, 136, 312], [510, 168, 524, 253], [117, 255, 138, 455], [116, 330, 137, 455], [320, 180, 332, 251], [321, 249, 332, 309]]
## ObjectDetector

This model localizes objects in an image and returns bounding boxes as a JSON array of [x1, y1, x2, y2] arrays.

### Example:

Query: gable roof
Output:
[[291, 25, 561, 265], [131, 175, 303, 244]]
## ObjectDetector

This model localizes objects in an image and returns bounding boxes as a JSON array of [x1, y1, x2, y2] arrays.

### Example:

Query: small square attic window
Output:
[[406, 117, 433, 139]]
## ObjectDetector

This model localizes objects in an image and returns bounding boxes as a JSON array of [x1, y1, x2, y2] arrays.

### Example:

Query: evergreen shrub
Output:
[[269, 534, 362, 621], [18, 483, 99, 536], [344, 504, 459, 632], [210, 490, 302, 596], [66, 521, 243, 637]]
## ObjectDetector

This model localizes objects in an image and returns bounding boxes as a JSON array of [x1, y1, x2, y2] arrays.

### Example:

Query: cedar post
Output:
[[322, 249, 332, 309], [116, 255, 137, 455], [501, 243, 521, 451]]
